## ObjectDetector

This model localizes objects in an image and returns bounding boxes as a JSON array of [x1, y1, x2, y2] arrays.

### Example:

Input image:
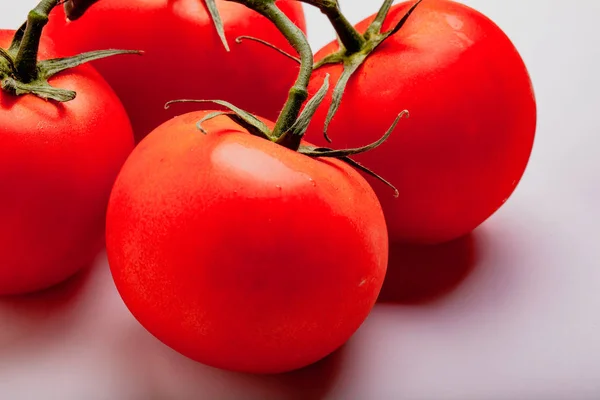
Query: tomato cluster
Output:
[[1, 0, 535, 374]]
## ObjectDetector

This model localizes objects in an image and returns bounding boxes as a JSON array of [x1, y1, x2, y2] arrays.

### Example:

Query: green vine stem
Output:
[[227, 0, 313, 139], [298, 0, 423, 141], [298, 0, 365, 53], [166, 0, 409, 196], [228, 0, 423, 142], [0, 0, 141, 101], [14, 0, 57, 82]]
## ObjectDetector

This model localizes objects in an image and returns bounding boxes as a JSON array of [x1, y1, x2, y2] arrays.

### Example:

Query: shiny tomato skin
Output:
[[106, 110, 388, 374], [0, 32, 134, 295], [306, 0, 537, 244], [45, 0, 306, 142]]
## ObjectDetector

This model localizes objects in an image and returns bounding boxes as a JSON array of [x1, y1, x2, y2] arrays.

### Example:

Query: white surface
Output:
[[1, 0, 600, 399]]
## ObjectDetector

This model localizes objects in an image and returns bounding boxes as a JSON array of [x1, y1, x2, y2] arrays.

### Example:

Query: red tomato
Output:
[[306, 0, 537, 244], [0, 32, 134, 295], [105, 110, 388, 373], [45, 0, 306, 142]]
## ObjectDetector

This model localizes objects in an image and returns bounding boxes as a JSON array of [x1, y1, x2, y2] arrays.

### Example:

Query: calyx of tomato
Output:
[[0, 0, 140, 102], [166, 0, 409, 197], [300, 0, 423, 142], [234, 0, 423, 143]]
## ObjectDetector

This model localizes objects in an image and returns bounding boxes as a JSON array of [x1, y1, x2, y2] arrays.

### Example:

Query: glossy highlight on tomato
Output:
[[106, 110, 388, 374], [45, 0, 306, 142], [307, 0, 537, 244]]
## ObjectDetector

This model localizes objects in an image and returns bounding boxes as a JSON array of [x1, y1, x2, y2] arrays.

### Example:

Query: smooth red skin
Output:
[[0, 32, 134, 295], [45, 0, 306, 143], [306, 0, 537, 244], [106, 110, 388, 374]]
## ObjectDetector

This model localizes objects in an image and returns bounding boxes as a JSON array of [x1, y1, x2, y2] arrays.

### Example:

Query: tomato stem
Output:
[[298, 0, 365, 53], [0, 0, 140, 102], [307, 0, 423, 142], [227, 0, 313, 140], [204, 0, 230, 51], [167, 0, 404, 194], [13, 0, 58, 83]]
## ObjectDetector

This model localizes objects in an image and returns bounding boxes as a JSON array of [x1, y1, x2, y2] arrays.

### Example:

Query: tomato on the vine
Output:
[[45, 0, 306, 142], [306, 0, 537, 244], [105, 110, 388, 373], [0, 21, 134, 295]]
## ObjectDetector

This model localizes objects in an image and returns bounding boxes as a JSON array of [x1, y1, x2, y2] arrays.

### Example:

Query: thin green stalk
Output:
[[227, 0, 313, 138], [14, 0, 58, 82], [1, 0, 140, 102], [298, 0, 365, 53]]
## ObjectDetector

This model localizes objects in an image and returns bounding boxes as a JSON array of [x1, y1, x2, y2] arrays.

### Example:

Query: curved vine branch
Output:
[[226, 0, 314, 138], [235, 36, 300, 64]]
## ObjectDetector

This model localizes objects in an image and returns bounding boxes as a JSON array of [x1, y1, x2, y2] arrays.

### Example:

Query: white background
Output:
[[1, 0, 600, 399]]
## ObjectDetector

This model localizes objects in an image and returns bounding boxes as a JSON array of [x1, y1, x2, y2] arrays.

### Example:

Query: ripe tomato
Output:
[[306, 0, 537, 244], [106, 110, 388, 373], [0, 32, 134, 295], [45, 0, 306, 142]]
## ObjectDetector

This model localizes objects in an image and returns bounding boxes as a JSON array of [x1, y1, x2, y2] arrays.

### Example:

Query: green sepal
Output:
[[0, 49, 142, 102], [299, 143, 399, 197], [2, 76, 75, 101], [205, 0, 230, 51], [228, 114, 275, 141], [277, 74, 330, 150], [313, 51, 344, 70], [0, 0, 142, 102], [235, 36, 300, 63], [8, 22, 27, 55], [192, 110, 274, 141], [365, 0, 394, 39], [165, 99, 273, 140], [0, 48, 15, 71], [316, 0, 423, 142], [382, 0, 424, 38], [298, 110, 410, 197], [38, 49, 142, 79], [321, 53, 365, 142], [340, 156, 399, 198], [300, 110, 408, 158], [196, 111, 235, 134]]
